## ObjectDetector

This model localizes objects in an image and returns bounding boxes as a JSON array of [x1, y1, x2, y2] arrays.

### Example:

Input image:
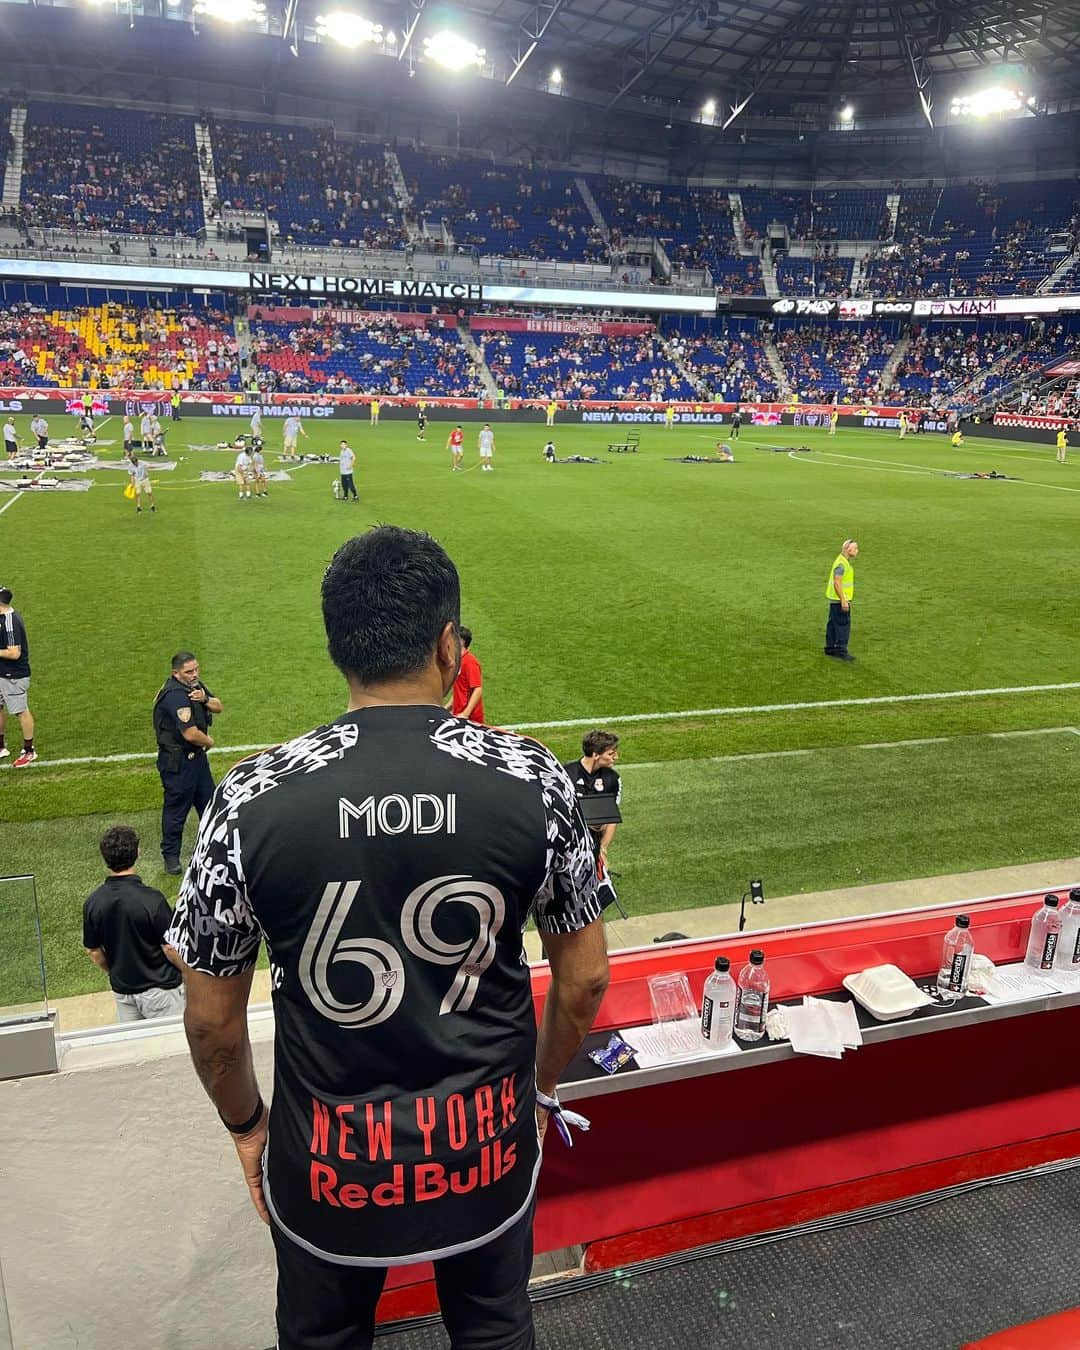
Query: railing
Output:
[[0, 224, 715, 296]]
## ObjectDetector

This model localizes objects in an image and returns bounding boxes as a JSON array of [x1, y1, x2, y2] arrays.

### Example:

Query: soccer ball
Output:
[[331, 479, 341, 498]]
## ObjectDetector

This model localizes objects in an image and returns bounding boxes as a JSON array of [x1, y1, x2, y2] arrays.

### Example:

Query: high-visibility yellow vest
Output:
[[826, 553, 854, 602]]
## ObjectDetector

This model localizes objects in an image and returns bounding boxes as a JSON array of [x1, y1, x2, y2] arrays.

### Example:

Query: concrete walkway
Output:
[[48, 856, 1080, 1032]]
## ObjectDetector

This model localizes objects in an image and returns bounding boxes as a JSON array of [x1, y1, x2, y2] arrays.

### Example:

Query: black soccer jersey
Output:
[[166, 706, 599, 1266], [562, 760, 621, 807]]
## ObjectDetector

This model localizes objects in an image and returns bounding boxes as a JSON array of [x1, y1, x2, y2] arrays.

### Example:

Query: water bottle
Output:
[[1056, 888, 1080, 971], [734, 949, 769, 1042], [701, 956, 737, 1047], [1024, 894, 1062, 971], [936, 914, 975, 996]]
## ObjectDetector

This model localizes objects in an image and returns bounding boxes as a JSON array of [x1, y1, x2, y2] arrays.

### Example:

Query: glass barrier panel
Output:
[[0, 874, 49, 1025]]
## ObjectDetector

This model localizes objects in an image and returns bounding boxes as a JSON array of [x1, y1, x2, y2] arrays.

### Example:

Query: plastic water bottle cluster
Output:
[[936, 888, 1080, 997], [700, 949, 770, 1047]]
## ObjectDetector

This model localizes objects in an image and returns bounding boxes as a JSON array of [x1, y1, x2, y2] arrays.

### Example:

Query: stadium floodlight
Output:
[[192, 0, 266, 20], [315, 12, 384, 47], [422, 30, 486, 71], [550, 67, 562, 85], [949, 86, 1027, 118], [839, 103, 854, 121], [702, 97, 716, 117]]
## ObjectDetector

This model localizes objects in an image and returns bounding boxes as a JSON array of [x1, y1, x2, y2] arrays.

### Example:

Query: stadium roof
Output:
[[437, 0, 1080, 122]]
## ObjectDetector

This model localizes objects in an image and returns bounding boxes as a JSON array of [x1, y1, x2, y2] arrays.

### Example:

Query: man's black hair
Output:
[[171, 650, 197, 671], [322, 526, 460, 685], [0, 588, 11, 605], [459, 626, 473, 648], [582, 729, 620, 757], [100, 824, 140, 872]]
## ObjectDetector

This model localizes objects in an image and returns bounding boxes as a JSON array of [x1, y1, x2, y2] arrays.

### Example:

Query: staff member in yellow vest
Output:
[[824, 539, 859, 662]]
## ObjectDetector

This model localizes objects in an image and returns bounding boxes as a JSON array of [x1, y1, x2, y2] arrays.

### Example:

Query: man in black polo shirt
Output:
[[166, 526, 610, 1350], [83, 825, 185, 1022]]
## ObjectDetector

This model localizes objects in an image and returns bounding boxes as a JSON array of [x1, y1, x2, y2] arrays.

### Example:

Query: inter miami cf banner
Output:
[[248, 272, 484, 303]]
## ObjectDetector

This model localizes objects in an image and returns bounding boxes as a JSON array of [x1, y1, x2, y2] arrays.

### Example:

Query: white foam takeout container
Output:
[[842, 964, 934, 1022]]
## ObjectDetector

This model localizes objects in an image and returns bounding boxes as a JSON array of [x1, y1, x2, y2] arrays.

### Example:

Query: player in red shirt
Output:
[[447, 424, 464, 472], [451, 626, 485, 723]]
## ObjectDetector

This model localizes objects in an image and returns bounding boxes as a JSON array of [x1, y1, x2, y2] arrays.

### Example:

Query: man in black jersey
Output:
[[167, 525, 609, 1350], [563, 730, 622, 913]]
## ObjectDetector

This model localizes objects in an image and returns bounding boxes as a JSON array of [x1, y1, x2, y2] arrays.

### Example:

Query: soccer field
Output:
[[4, 412, 1080, 1001]]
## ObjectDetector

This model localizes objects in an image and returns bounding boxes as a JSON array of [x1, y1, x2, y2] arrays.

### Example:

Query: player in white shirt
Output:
[[251, 446, 268, 498], [251, 409, 263, 441], [235, 448, 253, 499], [139, 412, 153, 450], [30, 415, 48, 450], [128, 454, 156, 514], [478, 424, 496, 472], [282, 415, 306, 461], [338, 440, 358, 500]]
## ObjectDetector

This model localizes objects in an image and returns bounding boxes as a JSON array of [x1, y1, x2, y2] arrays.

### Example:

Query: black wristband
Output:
[[221, 1097, 265, 1135]]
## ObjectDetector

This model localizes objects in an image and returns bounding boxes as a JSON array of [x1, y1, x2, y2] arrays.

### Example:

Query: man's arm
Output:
[[597, 823, 617, 857], [833, 566, 848, 609], [0, 643, 19, 661], [181, 724, 214, 750], [85, 947, 109, 973], [461, 681, 483, 719], [179, 963, 269, 1223], [535, 921, 610, 1102]]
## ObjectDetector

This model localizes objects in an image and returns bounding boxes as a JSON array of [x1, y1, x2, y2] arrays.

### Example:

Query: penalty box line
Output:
[[10, 682, 1080, 771]]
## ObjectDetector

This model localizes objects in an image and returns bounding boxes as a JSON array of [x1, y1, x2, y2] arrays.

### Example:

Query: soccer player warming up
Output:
[[448, 425, 464, 471], [128, 455, 156, 514], [235, 447, 253, 499], [478, 424, 495, 472], [1057, 427, 1068, 463]]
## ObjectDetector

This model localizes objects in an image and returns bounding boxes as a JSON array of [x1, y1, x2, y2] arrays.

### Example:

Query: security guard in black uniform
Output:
[[154, 650, 222, 874]]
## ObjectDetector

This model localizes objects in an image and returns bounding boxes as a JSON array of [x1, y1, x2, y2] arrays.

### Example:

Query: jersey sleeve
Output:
[[82, 903, 102, 951], [532, 754, 602, 935], [164, 779, 263, 975]]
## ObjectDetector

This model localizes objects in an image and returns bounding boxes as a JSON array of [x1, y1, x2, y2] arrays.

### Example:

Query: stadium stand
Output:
[[480, 329, 694, 400], [774, 249, 853, 297], [773, 323, 894, 401], [0, 301, 239, 389], [211, 122, 406, 250], [681, 328, 779, 400], [739, 187, 888, 241], [19, 103, 202, 235], [399, 148, 604, 261], [249, 313, 478, 396], [892, 322, 1071, 406]]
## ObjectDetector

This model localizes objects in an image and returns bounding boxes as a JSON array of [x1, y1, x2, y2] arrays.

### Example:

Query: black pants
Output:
[[159, 752, 215, 859], [340, 472, 358, 499], [730, 422, 740, 437], [273, 1201, 536, 1350], [825, 602, 852, 654]]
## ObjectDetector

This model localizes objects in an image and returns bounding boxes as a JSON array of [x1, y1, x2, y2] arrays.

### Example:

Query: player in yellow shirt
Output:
[[1056, 427, 1068, 463], [951, 429, 964, 448], [828, 408, 839, 436], [370, 398, 381, 426], [664, 404, 675, 430], [546, 399, 558, 427]]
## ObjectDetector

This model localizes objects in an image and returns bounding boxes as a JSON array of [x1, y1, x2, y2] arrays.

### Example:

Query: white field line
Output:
[[622, 726, 1079, 770], [9, 692, 1080, 771], [0, 491, 24, 516], [792, 447, 1080, 493]]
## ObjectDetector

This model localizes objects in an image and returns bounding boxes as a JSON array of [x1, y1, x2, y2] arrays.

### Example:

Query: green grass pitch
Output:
[[3, 411, 1080, 1002]]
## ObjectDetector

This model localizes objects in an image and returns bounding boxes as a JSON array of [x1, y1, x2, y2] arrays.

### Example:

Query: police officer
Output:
[[154, 651, 222, 874], [824, 539, 859, 662]]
